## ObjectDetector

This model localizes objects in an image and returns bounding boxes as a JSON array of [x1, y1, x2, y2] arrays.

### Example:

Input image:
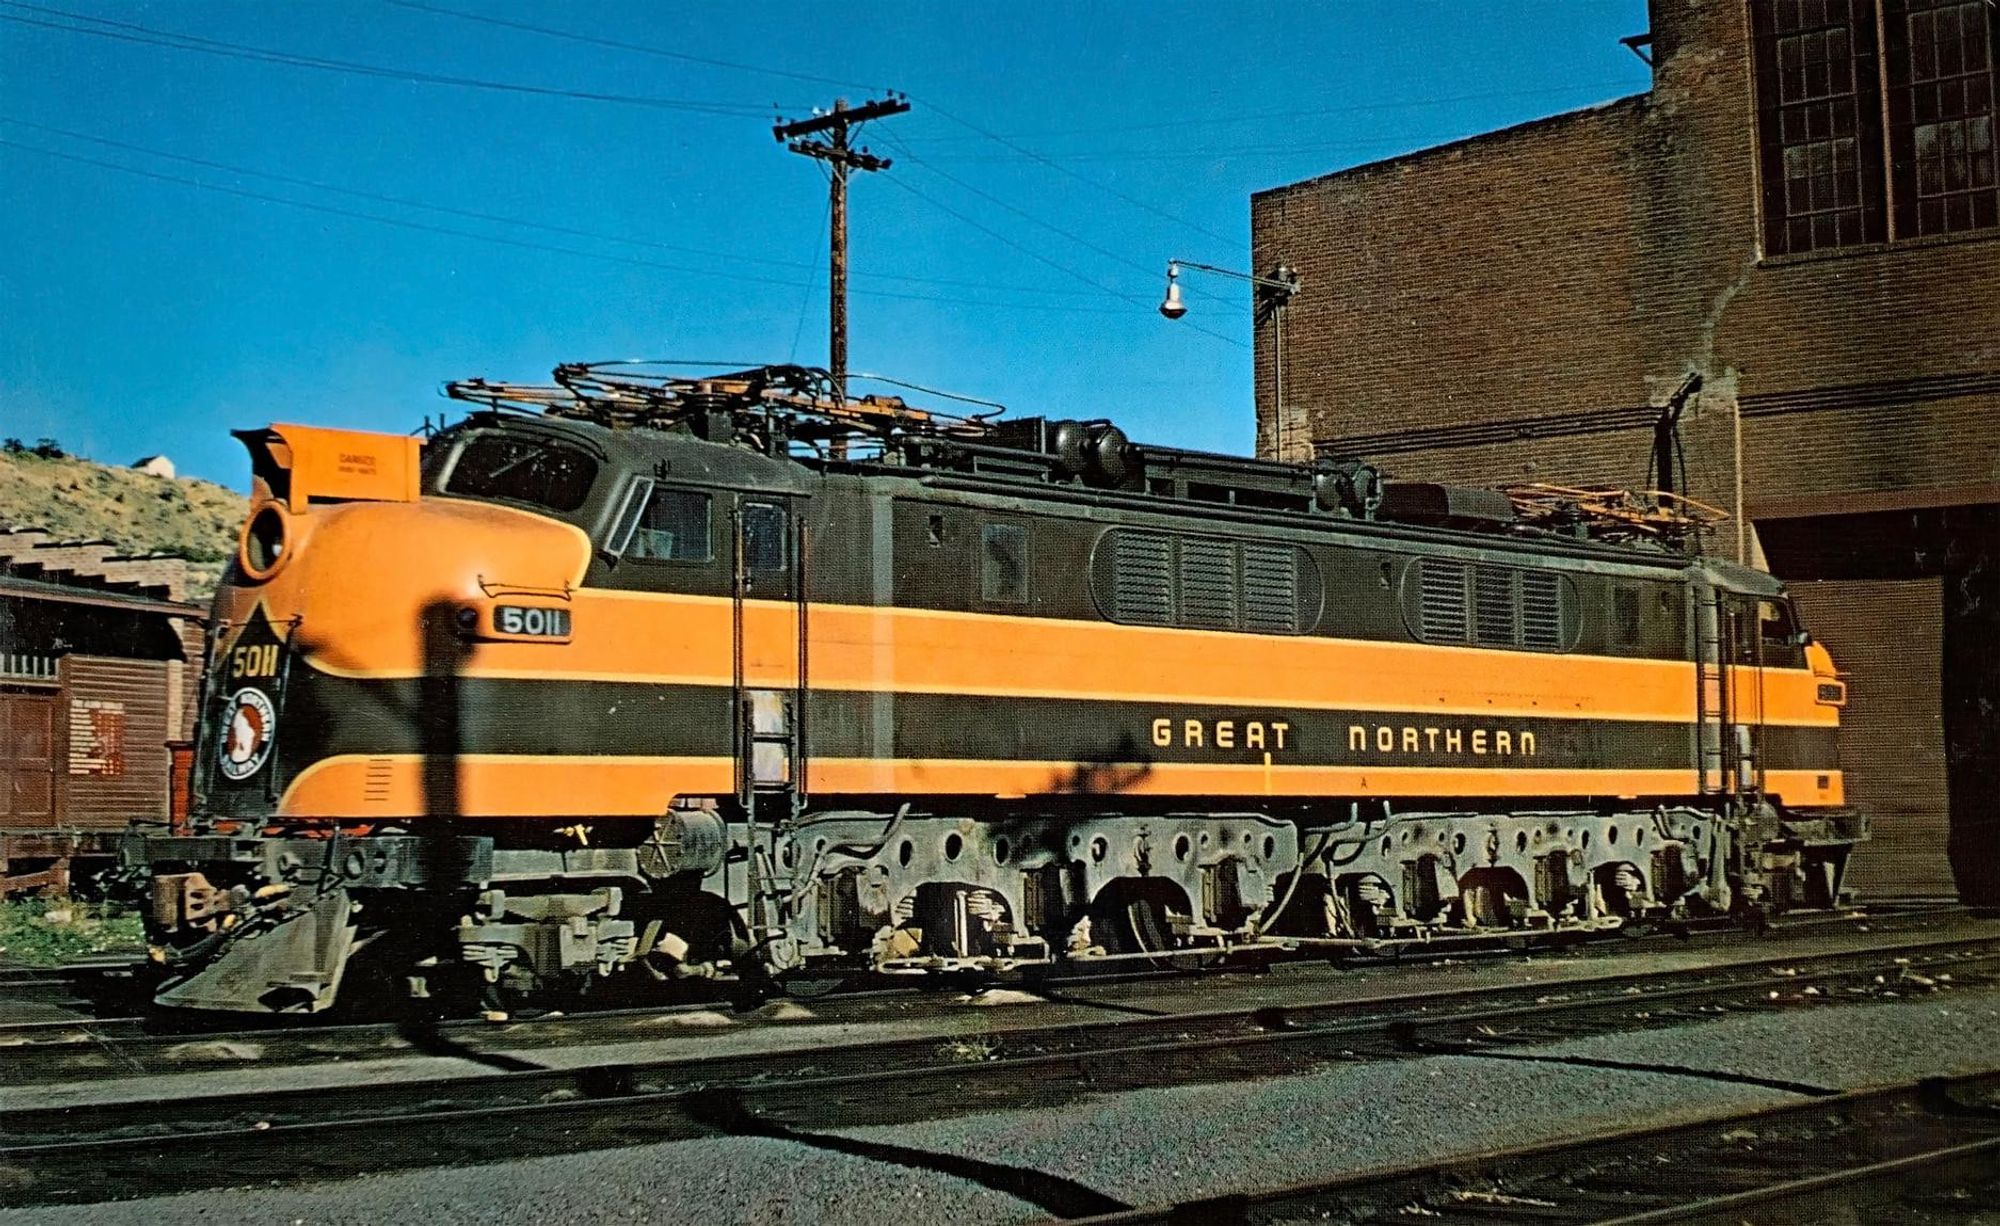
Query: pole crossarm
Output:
[[772, 95, 911, 141], [773, 94, 911, 400], [784, 138, 892, 171]]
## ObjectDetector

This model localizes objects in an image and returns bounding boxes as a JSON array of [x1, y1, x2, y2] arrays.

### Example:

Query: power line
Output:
[[893, 80, 1646, 145], [877, 168, 1246, 350], [909, 136, 1475, 164], [368, 2, 1239, 252], [0, 116, 1099, 300], [881, 132, 1228, 305], [915, 98, 1238, 248], [384, 0, 887, 94], [0, 138, 1132, 314], [790, 189, 832, 362], [0, 1, 779, 116]]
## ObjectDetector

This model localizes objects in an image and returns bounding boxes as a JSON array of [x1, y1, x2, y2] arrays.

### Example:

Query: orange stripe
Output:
[[313, 590, 1835, 726], [280, 753, 1776, 818]]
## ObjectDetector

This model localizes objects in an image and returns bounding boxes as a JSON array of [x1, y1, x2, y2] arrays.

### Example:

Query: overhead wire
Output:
[[374, 0, 1241, 254], [880, 131, 1233, 307], [790, 178, 832, 362], [383, 0, 888, 93], [913, 98, 1239, 247], [893, 80, 1647, 144], [0, 116, 1099, 300], [0, 137, 1133, 314], [0, 0, 779, 116], [874, 166, 1246, 350]]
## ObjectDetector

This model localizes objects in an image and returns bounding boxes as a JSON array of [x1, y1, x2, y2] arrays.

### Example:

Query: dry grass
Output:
[[0, 451, 244, 598]]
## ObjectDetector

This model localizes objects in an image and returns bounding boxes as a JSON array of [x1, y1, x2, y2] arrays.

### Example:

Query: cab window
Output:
[[444, 434, 597, 512], [619, 486, 713, 563], [742, 502, 788, 573], [1759, 598, 1805, 666]]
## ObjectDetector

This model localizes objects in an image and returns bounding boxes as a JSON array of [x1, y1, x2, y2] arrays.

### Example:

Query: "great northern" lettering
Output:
[[1348, 725, 1538, 757]]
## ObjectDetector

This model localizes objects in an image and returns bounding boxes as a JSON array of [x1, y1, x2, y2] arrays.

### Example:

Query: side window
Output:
[[981, 523, 1028, 604], [742, 502, 788, 572], [1759, 598, 1806, 666], [621, 487, 712, 563], [1611, 586, 1643, 647]]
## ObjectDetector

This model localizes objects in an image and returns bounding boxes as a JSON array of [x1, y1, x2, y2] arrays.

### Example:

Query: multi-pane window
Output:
[[1752, 0, 2000, 251], [1751, 0, 1888, 253], [1887, 0, 2000, 234]]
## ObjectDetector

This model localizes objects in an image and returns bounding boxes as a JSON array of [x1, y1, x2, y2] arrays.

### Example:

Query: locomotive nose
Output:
[[215, 494, 590, 675]]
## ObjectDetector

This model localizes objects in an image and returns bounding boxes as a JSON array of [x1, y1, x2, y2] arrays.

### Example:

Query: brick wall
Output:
[[1249, 0, 2000, 900], [1251, 0, 2000, 515]]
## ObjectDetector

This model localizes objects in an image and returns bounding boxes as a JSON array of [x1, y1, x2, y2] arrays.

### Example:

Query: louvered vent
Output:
[[1241, 543, 1299, 633], [1179, 538, 1239, 629], [1417, 558, 1469, 642], [1111, 532, 1174, 625], [1473, 565, 1518, 646], [1520, 570, 1565, 649]]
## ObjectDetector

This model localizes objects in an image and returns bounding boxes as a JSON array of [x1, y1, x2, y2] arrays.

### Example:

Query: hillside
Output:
[[0, 450, 246, 597]]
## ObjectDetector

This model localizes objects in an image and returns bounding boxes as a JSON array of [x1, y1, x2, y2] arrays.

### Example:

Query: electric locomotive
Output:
[[128, 362, 1865, 1013]]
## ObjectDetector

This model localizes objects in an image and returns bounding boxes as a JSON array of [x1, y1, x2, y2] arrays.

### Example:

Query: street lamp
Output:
[[1159, 259, 1303, 460]]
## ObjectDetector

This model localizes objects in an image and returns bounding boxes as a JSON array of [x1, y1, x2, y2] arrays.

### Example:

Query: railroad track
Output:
[[1067, 1069, 2000, 1224], [3, 917, 1995, 1089], [4, 931, 2000, 1209], [0, 901, 1971, 1056]]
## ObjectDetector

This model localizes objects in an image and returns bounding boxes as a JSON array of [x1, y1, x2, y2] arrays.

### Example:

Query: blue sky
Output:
[[1, 2, 1651, 487]]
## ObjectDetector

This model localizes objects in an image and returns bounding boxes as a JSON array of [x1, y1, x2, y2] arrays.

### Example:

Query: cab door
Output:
[[1723, 593, 1768, 795], [730, 494, 806, 813], [1694, 584, 1766, 797]]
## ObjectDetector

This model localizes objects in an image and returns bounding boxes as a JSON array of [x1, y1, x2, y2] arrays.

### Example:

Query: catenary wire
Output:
[[876, 168, 1247, 350], [0, 116, 1099, 300], [383, 0, 889, 94], [913, 98, 1238, 248], [0, 1, 780, 116], [370, 0, 1237, 252], [790, 182, 832, 362], [893, 79, 1646, 145], [0, 138, 1134, 314], [880, 132, 1233, 308]]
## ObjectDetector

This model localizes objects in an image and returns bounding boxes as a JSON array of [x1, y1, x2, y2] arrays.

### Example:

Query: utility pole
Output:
[[773, 94, 910, 399]]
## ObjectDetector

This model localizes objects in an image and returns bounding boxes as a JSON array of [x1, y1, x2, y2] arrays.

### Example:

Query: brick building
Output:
[[0, 527, 204, 893], [1250, 0, 1998, 899]]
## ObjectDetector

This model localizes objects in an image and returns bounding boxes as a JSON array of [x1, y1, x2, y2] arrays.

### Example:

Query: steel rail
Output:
[[3, 919, 1995, 1090], [1058, 1071, 2000, 1225], [5, 934, 2000, 1208]]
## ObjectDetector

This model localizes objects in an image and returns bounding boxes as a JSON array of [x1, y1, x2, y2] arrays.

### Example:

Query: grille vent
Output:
[[1411, 557, 1574, 651], [1417, 558, 1470, 642], [1093, 530, 1318, 634], [1520, 571, 1565, 649], [1241, 544, 1300, 633], [1110, 532, 1174, 625], [1178, 538, 1238, 629]]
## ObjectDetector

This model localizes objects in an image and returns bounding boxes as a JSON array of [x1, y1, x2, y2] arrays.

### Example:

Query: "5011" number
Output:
[[495, 605, 571, 637]]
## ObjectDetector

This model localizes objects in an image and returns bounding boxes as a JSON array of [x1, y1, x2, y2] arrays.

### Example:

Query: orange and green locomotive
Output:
[[129, 362, 1864, 1012]]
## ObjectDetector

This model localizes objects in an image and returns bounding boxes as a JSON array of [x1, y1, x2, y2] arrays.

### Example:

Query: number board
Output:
[[493, 605, 572, 640]]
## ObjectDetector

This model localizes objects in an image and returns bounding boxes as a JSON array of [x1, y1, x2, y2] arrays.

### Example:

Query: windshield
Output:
[[443, 433, 598, 513]]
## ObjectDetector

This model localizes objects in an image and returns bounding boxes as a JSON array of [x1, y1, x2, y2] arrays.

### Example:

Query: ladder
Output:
[[1694, 590, 1731, 796], [731, 513, 810, 823], [732, 513, 810, 952]]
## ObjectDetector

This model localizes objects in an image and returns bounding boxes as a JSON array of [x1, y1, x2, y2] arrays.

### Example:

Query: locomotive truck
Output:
[[127, 362, 1864, 1013]]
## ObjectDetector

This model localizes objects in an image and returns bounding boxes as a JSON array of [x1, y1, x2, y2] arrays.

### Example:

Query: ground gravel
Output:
[[7, 987, 1997, 1225]]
